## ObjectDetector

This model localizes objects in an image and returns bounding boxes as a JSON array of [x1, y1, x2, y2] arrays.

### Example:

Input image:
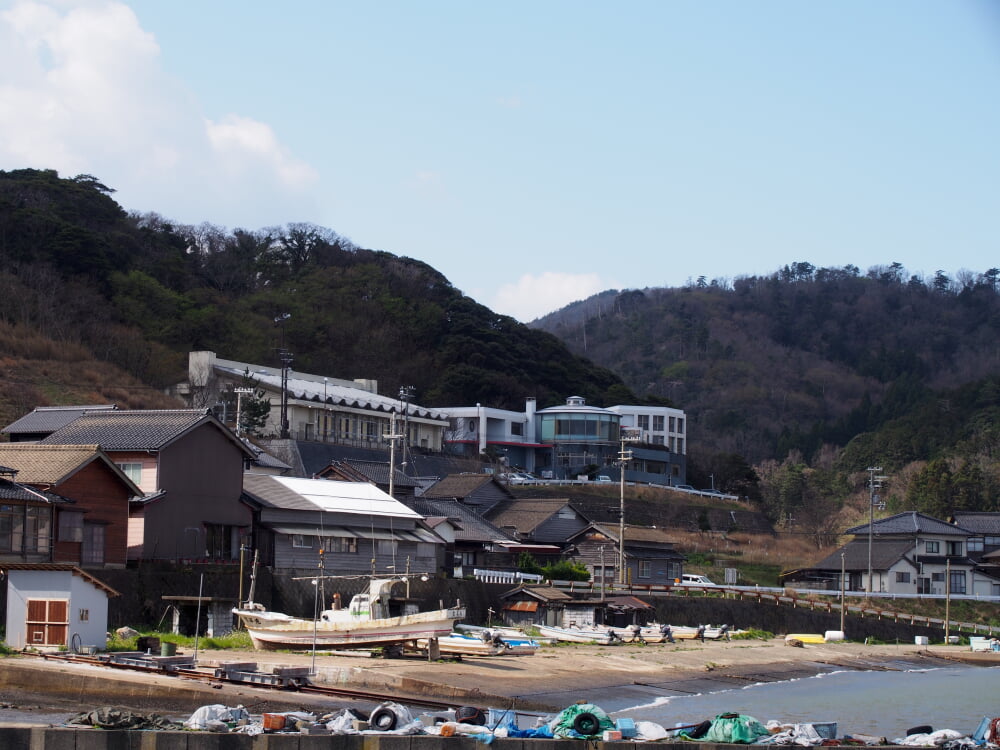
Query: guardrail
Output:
[[540, 579, 999, 636]]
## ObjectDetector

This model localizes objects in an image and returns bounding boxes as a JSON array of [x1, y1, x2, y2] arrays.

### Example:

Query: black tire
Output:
[[370, 707, 398, 731], [456, 706, 486, 725], [573, 712, 601, 735], [907, 725, 933, 736]]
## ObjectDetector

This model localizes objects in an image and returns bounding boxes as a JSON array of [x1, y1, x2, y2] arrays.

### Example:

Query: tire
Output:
[[455, 706, 486, 725], [573, 712, 601, 735], [370, 707, 398, 731]]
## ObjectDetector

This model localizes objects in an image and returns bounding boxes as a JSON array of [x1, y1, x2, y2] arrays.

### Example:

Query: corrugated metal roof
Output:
[[504, 601, 538, 612], [243, 475, 421, 519]]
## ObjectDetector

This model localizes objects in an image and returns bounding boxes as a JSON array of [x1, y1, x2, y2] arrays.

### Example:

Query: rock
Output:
[[115, 627, 140, 640]]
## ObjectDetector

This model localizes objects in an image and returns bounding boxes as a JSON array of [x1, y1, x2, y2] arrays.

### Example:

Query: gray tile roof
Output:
[[846, 511, 969, 537], [39, 409, 228, 452], [404, 497, 514, 543], [487, 498, 582, 536], [0, 478, 71, 504], [810, 538, 915, 572], [949, 512, 1000, 534], [2, 405, 117, 436]]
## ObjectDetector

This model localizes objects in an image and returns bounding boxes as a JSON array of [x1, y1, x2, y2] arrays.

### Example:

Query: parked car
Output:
[[680, 573, 717, 586], [595, 475, 614, 483], [673, 484, 696, 492]]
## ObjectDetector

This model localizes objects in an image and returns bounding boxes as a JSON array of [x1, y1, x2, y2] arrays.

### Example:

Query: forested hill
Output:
[[0, 168, 632, 424], [532, 266, 1000, 480]]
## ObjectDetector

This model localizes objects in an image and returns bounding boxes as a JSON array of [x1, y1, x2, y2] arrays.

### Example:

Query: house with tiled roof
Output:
[[0, 444, 140, 567], [315, 459, 420, 500], [38, 409, 256, 563], [486, 497, 590, 546], [566, 523, 685, 587], [784, 511, 997, 596], [0, 464, 72, 564], [1, 405, 117, 443], [421, 473, 513, 515]]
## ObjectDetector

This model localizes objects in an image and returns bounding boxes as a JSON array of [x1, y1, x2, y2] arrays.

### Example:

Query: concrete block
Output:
[[76, 729, 133, 750], [31, 727, 76, 750]]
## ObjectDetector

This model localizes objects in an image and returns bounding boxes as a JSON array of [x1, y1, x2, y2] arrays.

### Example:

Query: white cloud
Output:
[[0, 0, 318, 228], [490, 271, 613, 323]]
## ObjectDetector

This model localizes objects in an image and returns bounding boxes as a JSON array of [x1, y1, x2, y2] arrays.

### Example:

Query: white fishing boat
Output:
[[455, 622, 556, 645], [410, 632, 508, 657], [233, 577, 466, 651], [668, 624, 731, 640], [609, 623, 674, 643], [533, 623, 621, 645]]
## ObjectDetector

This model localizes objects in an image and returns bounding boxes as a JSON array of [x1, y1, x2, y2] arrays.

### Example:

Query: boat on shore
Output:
[[233, 577, 466, 651], [534, 623, 621, 645]]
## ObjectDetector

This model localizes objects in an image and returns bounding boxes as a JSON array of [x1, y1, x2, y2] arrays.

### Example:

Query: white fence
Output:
[[473, 568, 544, 584]]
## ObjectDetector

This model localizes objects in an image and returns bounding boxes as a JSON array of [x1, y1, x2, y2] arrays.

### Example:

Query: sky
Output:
[[1, 1, 998, 322]]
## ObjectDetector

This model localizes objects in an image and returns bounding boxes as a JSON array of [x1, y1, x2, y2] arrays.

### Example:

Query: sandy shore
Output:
[[0, 638, 994, 724]]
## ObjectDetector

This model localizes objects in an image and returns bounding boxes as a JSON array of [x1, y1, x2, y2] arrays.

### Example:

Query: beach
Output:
[[1, 637, 992, 724]]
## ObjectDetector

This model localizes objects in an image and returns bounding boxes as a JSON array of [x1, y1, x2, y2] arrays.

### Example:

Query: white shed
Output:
[[3, 564, 119, 651]]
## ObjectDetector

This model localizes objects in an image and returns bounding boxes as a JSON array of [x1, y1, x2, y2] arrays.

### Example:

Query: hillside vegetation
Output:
[[0, 168, 630, 417], [2, 168, 999, 557]]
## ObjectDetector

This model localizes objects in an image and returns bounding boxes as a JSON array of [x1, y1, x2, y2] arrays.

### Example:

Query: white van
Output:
[[680, 574, 716, 586]]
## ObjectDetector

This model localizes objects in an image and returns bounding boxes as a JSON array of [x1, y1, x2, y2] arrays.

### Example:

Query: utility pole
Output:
[[866, 466, 887, 596], [234, 387, 253, 436], [274, 313, 292, 439], [399, 385, 414, 471], [617, 427, 639, 584], [384, 412, 404, 499]]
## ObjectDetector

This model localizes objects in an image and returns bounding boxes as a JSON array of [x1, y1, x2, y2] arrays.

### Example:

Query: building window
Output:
[[638, 415, 649, 430], [968, 537, 984, 552], [79, 609, 90, 622], [949, 570, 967, 595], [511, 421, 523, 436], [205, 524, 237, 559], [117, 462, 142, 485], [895, 571, 910, 583], [459, 551, 476, 566], [292, 535, 312, 548], [986, 536, 1000, 547], [326, 536, 357, 554], [82, 523, 105, 565], [946, 541, 963, 556], [377, 540, 397, 557], [468, 419, 477, 432], [638, 560, 651, 578], [931, 571, 945, 582], [925, 540, 940, 554], [653, 415, 665, 431], [668, 417, 675, 432], [918, 578, 931, 594], [652, 435, 665, 445]]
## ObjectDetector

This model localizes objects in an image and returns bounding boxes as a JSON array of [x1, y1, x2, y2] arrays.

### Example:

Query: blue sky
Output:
[[1, 1, 998, 321]]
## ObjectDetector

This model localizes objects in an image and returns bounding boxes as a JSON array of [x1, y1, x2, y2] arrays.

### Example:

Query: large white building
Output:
[[437, 397, 687, 485]]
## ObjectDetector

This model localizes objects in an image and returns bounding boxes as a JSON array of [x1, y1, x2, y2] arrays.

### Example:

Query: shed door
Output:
[[26, 599, 69, 646]]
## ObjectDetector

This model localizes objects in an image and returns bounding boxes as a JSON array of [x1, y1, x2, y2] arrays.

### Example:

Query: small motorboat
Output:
[[533, 624, 621, 645]]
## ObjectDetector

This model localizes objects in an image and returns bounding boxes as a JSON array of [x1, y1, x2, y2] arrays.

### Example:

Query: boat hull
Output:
[[234, 606, 466, 650], [534, 624, 620, 645]]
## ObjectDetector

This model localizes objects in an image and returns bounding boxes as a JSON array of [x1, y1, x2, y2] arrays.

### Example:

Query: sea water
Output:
[[613, 666, 1000, 741]]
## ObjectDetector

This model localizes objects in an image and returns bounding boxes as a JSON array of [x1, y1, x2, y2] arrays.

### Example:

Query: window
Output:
[[377, 540, 397, 557], [987, 536, 1000, 547], [949, 570, 967, 595], [653, 415, 665, 431], [205, 524, 237, 559], [78, 609, 89, 622], [638, 415, 649, 430], [638, 560, 651, 578], [918, 578, 931, 594], [58, 511, 84, 543], [468, 419, 477, 432], [117, 462, 142, 485], [326, 536, 357, 554], [946, 541, 963, 556], [23, 507, 50, 553], [968, 537, 984, 552], [652, 435, 665, 445], [82, 523, 105, 565], [932, 571, 945, 582], [895, 571, 910, 583], [925, 540, 940, 554], [292, 534, 312, 548], [677, 418, 685, 432], [459, 551, 476, 566], [510, 422, 523, 436], [668, 417, 675, 432]]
